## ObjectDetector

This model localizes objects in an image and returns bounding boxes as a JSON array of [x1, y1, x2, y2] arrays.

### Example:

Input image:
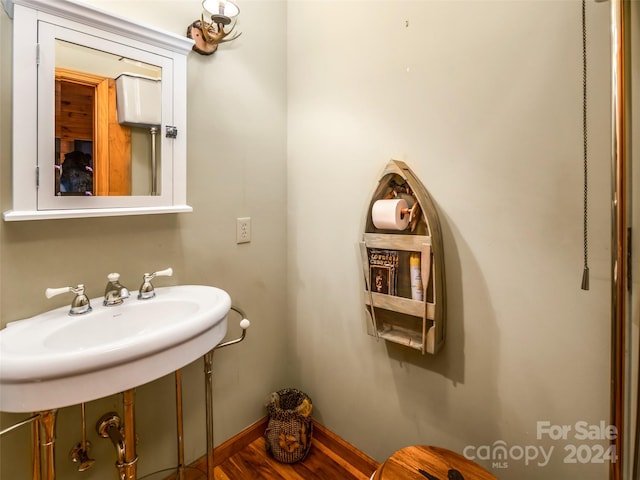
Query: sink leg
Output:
[[38, 410, 57, 480], [175, 370, 185, 480], [32, 415, 41, 480], [122, 390, 138, 480], [204, 350, 214, 480]]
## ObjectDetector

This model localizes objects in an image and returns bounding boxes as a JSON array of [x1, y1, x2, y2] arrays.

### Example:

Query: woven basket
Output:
[[264, 388, 313, 463]]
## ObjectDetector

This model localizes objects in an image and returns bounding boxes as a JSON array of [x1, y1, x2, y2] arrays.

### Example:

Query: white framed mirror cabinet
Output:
[[2, 0, 194, 221]]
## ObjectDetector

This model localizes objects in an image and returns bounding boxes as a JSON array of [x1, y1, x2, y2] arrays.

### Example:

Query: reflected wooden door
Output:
[[55, 68, 131, 196]]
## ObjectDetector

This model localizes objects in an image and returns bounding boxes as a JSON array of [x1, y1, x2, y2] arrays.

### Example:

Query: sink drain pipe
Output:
[[96, 390, 138, 480]]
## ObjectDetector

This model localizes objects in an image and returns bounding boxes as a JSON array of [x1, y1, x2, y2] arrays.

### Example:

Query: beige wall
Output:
[[0, 1, 290, 479], [1, 1, 638, 479], [287, 1, 628, 479]]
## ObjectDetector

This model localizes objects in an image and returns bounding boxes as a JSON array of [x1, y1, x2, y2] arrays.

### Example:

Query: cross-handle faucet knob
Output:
[[138, 267, 173, 300], [45, 284, 92, 315]]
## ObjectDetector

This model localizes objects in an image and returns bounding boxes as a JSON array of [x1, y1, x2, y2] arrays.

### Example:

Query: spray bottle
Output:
[[410, 253, 423, 301]]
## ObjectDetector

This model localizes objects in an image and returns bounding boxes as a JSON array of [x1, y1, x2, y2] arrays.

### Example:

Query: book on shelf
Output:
[[368, 248, 399, 296]]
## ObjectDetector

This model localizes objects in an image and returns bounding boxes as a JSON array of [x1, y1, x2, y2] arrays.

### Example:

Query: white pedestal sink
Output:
[[0, 285, 230, 413]]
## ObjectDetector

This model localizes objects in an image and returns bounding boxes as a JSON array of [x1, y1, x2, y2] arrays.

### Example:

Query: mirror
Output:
[[2, 0, 194, 221], [54, 41, 163, 197]]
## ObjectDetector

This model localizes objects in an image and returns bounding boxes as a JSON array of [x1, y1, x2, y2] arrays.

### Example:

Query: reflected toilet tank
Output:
[[115, 73, 161, 127]]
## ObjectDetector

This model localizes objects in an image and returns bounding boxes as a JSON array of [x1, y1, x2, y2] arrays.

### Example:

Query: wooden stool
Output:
[[371, 445, 497, 480]]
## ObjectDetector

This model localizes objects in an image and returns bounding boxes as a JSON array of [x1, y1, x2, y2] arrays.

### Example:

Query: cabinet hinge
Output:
[[36, 166, 39, 188], [36, 43, 40, 65]]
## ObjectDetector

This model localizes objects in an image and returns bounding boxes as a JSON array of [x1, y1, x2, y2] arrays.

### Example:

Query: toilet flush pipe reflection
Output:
[[150, 127, 157, 195]]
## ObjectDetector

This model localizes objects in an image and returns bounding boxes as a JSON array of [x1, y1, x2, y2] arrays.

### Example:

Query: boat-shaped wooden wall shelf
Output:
[[360, 160, 446, 354]]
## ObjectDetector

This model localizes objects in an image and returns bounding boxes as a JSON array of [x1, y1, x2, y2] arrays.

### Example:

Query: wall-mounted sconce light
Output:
[[186, 0, 241, 55]]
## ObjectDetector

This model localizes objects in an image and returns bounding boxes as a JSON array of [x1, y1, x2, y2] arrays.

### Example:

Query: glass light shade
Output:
[[202, 0, 240, 18]]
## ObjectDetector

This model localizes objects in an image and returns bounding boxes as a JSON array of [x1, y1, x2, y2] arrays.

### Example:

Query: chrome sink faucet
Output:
[[103, 273, 130, 306], [138, 267, 173, 300], [46, 284, 92, 315]]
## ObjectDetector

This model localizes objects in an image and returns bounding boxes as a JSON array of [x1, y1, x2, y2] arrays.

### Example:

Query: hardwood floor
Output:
[[165, 417, 379, 480]]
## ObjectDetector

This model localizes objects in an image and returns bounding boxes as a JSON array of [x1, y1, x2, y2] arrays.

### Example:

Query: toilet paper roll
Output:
[[372, 198, 410, 230]]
